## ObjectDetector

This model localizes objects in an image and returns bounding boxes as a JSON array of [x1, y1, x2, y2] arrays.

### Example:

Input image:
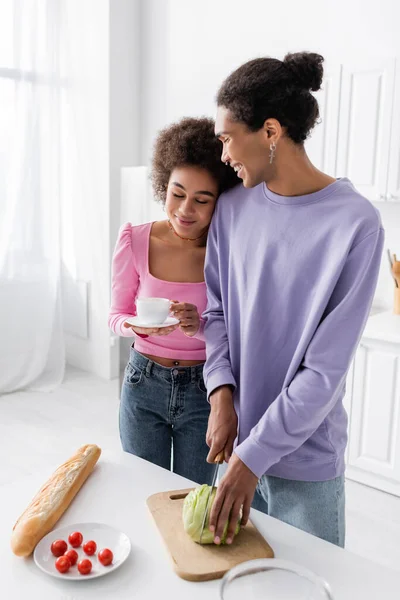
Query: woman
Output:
[[108, 117, 237, 483]]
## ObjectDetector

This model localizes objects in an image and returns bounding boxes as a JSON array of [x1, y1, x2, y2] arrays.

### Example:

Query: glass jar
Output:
[[220, 558, 334, 600]]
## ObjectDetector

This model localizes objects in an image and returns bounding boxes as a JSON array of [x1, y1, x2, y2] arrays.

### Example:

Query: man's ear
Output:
[[263, 118, 283, 143]]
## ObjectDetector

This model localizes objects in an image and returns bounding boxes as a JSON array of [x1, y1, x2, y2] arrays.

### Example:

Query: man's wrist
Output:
[[229, 452, 259, 481], [209, 385, 234, 405]]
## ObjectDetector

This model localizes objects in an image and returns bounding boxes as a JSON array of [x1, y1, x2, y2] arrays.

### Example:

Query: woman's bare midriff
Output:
[[139, 352, 205, 368]]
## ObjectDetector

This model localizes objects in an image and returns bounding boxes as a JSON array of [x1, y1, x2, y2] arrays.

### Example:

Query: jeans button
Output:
[[172, 369, 179, 376]]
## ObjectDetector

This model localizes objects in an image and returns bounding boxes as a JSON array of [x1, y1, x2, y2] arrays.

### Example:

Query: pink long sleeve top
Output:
[[108, 222, 207, 360]]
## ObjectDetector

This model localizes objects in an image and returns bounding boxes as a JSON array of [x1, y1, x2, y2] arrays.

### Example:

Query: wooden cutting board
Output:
[[147, 488, 274, 582]]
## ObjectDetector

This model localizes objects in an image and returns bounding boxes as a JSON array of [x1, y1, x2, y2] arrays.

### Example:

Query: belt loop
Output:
[[191, 366, 196, 383], [145, 359, 153, 377]]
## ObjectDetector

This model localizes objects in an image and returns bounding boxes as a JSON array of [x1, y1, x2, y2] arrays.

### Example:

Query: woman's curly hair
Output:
[[151, 117, 238, 203], [217, 52, 324, 144]]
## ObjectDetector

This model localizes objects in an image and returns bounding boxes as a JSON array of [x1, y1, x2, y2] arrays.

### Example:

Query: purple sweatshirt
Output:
[[203, 178, 384, 481]]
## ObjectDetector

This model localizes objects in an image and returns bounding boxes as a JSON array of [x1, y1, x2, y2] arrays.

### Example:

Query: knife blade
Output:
[[199, 450, 224, 544]]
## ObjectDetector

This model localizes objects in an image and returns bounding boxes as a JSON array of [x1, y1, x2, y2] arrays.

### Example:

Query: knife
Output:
[[199, 450, 225, 544]]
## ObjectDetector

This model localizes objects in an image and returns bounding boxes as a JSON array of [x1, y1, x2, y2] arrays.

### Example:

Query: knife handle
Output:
[[214, 451, 225, 464]]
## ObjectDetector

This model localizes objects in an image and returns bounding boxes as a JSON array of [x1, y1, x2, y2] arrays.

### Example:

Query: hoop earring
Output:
[[269, 142, 277, 164]]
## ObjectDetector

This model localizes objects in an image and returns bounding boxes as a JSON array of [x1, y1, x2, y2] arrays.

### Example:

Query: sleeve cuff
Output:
[[192, 318, 205, 342], [234, 437, 271, 479], [205, 368, 236, 400], [118, 319, 136, 337]]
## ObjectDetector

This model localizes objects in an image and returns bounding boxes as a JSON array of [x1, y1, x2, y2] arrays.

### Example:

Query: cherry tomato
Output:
[[51, 539, 68, 557], [78, 558, 92, 575], [68, 531, 83, 548], [98, 548, 113, 566], [83, 540, 97, 556], [55, 555, 71, 573], [64, 549, 78, 566]]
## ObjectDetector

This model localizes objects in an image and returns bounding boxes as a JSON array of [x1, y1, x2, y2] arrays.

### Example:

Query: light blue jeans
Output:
[[119, 348, 214, 485], [252, 474, 345, 547]]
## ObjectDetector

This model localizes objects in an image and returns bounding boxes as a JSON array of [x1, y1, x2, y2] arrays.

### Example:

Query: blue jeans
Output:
[[252, 474, 345, 547], [119, 348, 214, 485]]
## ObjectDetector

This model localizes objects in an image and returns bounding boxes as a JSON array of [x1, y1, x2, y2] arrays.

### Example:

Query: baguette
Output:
[[11, 444, 101, 557]]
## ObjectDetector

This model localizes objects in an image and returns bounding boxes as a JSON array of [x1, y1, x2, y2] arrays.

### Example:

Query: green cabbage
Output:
[[182, 484, 241, 545]]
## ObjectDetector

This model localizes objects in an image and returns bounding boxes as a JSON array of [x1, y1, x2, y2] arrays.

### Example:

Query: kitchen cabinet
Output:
[[388, 59, 400, 203], [345, 312, 400, 496], [306, 56, 400, 204], [336, 58, 399, 203], [343, 359, 354, 467]]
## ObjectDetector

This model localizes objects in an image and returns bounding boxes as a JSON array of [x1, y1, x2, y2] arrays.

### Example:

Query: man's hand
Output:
[[208, 454, 258, 545], [206, 385, 237, 463]]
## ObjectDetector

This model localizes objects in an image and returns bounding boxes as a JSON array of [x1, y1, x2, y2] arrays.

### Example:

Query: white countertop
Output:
[[1, 450, 400, 599], [363, 309, 400, 344]]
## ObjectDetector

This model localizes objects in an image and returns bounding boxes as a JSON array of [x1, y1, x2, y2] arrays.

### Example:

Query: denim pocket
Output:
[[124, 362, 143, 387], [197, 375, 207, 394]]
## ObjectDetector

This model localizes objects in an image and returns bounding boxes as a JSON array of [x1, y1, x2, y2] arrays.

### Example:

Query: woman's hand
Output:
[[123, 322, 179, 337], [170, 301, 200, 337]]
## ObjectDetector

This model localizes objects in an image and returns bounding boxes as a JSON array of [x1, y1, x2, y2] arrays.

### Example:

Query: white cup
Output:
[[136, 297, 171, 325]]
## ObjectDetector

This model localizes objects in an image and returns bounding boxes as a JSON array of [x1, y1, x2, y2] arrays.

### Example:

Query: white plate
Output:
[[33, 522, 131, 581], [125, 316, 179, 328]]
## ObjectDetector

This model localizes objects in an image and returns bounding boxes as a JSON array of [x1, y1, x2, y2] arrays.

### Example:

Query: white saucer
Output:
[[33, 522, 131, 580], [125, 316, 180, 329]]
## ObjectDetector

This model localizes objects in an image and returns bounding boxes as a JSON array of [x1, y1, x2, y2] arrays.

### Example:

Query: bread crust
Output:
[[11, 444, 101, 557]]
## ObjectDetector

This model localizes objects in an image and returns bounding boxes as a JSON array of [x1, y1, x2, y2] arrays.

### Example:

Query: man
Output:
[[203, 52, 384, 547]]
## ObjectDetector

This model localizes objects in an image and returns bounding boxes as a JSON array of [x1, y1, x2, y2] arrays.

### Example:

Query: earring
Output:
[[269, 142, 277, 164], [225, 161, 229, 166]]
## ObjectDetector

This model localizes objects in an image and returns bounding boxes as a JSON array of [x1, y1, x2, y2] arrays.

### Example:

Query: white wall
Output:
[[62, 0, 141, 380], [139, 0, 400, 311], [61, 0, 112, 379], [109, 0, 142, 378], [64, 0, 400, 380], [140, 0, 400, 160]]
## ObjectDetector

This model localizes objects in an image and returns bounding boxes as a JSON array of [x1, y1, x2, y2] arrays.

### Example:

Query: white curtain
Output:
[[0, 0, 65, 392]]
